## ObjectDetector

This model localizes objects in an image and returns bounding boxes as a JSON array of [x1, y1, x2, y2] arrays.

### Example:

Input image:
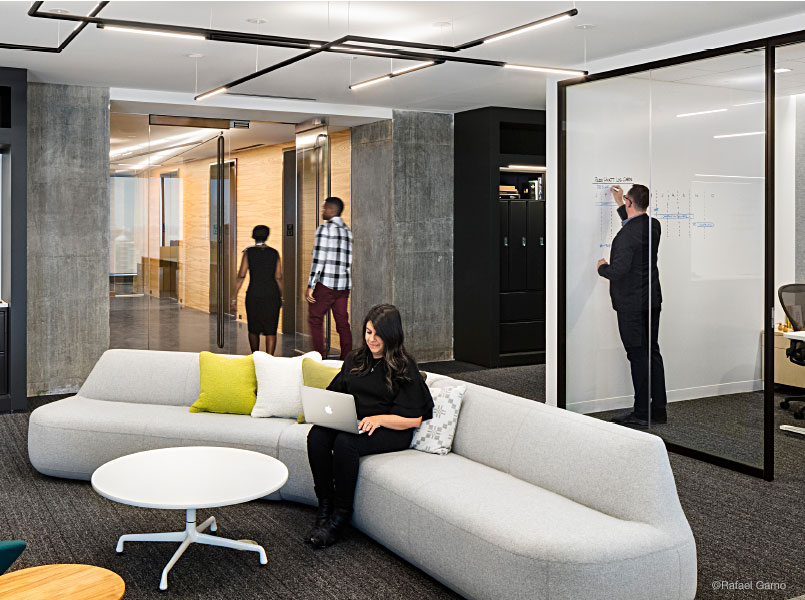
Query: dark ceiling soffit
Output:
[[0, 1, 108, 53]]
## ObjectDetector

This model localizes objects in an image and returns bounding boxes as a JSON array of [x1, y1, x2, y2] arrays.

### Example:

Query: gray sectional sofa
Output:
[[28, 349, 697, 600]]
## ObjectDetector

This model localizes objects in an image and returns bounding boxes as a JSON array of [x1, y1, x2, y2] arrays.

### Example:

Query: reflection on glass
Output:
[[109, 113, 150, 349], [295, 128, 330, 355], [773, 42, 805, 430], [566, 48, 767, 468]]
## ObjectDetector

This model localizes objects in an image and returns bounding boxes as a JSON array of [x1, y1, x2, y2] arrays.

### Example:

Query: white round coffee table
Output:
[[91, 446, 288, 591]]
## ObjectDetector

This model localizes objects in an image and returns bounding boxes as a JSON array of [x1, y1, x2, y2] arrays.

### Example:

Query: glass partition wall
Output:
[[559, 39, 786, 478]]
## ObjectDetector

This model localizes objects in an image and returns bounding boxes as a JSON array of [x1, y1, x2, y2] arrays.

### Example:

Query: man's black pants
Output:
[[616, 308, 668, 420], [307, 425, 413, 510]]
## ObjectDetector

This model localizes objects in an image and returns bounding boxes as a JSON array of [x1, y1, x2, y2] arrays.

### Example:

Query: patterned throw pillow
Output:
[[410, 384, 467, 455]]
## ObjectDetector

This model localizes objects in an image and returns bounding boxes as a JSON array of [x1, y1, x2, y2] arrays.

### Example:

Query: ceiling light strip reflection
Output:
[[712, 131, 765, 139], [676, 108, 728, 118], [694, 173, 765, 179]]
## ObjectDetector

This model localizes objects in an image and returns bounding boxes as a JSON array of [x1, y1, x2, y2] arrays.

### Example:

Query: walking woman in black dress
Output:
[[234, 225, 283, 354], [305, 304, 434, 548]]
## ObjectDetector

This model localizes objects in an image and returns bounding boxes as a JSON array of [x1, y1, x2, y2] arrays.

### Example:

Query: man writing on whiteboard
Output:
[[597, 184, 668, 426]]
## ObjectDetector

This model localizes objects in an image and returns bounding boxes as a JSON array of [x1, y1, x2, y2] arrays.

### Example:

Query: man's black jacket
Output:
[[597, 204, 662, 312]]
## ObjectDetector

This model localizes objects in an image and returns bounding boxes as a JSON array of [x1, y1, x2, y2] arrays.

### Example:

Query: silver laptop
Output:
[[301, 386, 363, 434]]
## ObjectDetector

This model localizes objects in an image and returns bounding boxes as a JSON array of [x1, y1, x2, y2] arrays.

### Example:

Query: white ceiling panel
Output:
[[0, 1, 803, 114]]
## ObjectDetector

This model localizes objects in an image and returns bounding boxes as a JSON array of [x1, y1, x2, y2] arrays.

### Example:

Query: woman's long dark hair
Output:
[[350, 304, 415, 391]]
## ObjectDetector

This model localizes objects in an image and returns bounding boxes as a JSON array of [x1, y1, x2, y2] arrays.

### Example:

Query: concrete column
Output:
[[351, 111, 454, 362], [27, 83, 110, 395]]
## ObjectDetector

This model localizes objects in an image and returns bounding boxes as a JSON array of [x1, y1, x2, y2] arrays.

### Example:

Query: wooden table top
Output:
[[0, 564, 125, 599]]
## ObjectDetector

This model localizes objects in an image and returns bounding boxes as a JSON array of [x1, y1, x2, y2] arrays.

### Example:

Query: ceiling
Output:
[[1, 1, 804, 115]]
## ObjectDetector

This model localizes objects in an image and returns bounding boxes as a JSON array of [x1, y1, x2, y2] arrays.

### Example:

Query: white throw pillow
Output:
[[410, 384, 467, 455], [251, 351, 322, 418]]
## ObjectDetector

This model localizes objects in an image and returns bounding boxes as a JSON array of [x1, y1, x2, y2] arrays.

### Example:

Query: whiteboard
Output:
[[565, 75, 765, 412]]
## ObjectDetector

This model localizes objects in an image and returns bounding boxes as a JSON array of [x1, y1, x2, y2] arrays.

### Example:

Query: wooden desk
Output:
[[763, 330, 805, 388], [0, 564, 124, 600]]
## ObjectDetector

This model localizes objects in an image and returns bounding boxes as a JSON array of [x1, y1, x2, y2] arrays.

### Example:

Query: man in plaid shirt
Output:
[[305, 197, 353, 359]]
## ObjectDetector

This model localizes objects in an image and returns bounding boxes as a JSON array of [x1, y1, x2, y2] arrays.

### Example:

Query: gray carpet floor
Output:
[[0, 398, 459, 600], [4, 365, 805, 599]]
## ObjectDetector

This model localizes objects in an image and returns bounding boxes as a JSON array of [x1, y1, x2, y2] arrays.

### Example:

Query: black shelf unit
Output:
[[454, 107, 546, 368]]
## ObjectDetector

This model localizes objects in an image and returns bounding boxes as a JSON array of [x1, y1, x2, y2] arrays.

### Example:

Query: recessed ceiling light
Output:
[[575, 24, 597, 30], [246, 18, 267, 24], [187, 53, 204, 59], [49, 8, 69, 14]]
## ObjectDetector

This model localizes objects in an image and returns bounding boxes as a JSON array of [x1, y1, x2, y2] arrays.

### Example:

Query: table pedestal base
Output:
[[115, 508, 267, 590]]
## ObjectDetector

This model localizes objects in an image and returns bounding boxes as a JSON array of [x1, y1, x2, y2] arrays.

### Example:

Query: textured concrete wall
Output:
[[351, 120, 394, 344], [797, 97, 805, 284], [27, 83, 110, 395], [351, 111, 454, 362]]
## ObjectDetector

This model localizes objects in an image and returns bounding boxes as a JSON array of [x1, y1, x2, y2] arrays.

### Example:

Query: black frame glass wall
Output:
[[557, 29, 805, 481]]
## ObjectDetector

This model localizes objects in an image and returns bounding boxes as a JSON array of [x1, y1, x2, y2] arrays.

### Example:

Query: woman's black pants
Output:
[[307, 425, 413, 510]]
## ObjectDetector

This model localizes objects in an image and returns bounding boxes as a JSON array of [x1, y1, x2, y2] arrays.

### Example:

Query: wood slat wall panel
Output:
[[143, 130, 350, 340]]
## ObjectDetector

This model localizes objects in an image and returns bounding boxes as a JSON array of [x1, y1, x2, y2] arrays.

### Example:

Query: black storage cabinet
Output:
[[454, 107, 546, 367]]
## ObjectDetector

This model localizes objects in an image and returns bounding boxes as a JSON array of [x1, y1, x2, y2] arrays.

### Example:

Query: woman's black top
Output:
[[244, 245, 282, 336], [327, 353, 434, 421]]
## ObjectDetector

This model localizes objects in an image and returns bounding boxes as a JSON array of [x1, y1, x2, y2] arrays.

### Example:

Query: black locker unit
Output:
[[454, 107, 546, 367]]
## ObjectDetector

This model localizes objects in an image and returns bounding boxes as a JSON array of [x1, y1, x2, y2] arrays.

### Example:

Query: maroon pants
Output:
[[308, 283, 353, 360]]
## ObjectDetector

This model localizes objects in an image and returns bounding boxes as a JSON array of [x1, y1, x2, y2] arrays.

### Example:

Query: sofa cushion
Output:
[[190, 352, 257, 415], [251, 351, 321, 418], [28, 396, 295, 481], [301, 357, 340, 389], [353, 449, 691, 600], [79, 349, 202, 406], [410, 384, 466, 455], [434, 377, 690, 529]]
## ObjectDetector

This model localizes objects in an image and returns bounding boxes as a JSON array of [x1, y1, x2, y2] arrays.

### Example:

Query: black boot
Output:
[[304, 498, 333, 544], [310, 507, 352, 549]]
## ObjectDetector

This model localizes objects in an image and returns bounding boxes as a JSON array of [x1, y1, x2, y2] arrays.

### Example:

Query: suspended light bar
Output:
[[504, 64, 586, 77], [195, 87, 228, 102], [456, 8, 579, 49], [349, 61, 438, 90], [676, 108, 728, 118], [100, 25, 206, 41], [485, 12, 575, 44], [393, 60, 435, 75], [350, 75, 392, 90]]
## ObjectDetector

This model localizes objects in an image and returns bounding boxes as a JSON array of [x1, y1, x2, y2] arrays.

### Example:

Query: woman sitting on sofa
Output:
[[306, 303, 434, 548]]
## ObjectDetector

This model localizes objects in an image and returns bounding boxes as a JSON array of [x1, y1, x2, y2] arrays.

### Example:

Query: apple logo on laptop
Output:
[[325, 405, 333, 415]]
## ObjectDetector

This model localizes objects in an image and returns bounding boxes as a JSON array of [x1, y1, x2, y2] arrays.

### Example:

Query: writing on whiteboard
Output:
[[593, 176, 634, 184]]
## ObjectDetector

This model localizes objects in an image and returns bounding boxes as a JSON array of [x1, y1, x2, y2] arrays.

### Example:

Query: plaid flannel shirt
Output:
[[307, 216, 353, 291]]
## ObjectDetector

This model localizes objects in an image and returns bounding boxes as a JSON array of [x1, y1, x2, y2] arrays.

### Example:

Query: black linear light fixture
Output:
[[0, 2, 108, 52], [17, 2, 586, 98]]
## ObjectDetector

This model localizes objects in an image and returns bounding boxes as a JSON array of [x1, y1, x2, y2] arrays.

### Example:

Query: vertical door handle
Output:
[[522, 236, 527, 247]]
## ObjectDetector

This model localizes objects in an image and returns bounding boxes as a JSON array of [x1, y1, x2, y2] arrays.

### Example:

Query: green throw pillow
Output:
[[302, 357, 341, 389], [189, 352, 257, 415]]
